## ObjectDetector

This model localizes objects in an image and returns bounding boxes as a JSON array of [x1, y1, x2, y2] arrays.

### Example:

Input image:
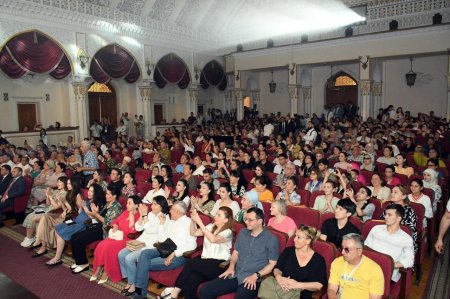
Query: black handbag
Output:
[[154, 238, 177, 258]]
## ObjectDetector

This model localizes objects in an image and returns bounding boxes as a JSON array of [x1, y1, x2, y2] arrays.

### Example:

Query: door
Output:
[[88, 83, 117, 129], [17, 103, 37, 131], [154, 104, 163, 125]]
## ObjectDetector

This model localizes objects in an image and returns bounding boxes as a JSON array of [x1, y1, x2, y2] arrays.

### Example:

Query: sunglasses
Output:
[[364, 157, 371, 160], [342, 247, 362, 254]]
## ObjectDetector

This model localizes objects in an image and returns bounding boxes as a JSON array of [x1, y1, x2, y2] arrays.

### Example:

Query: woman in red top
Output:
[[90, 195, 141, 284]]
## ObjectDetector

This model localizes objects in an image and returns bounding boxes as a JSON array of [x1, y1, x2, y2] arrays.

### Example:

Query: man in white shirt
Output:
[[1, 154, 15, 169], [435, 200, 450, 254], [133, 201, 196, 298], [302, 121, 317, 144], [89, 120, 102, 139], [273, 153, 288, 175], [365, 203, 415, 282], [263, 121, 274, 137], [192, 156, 206, 176]]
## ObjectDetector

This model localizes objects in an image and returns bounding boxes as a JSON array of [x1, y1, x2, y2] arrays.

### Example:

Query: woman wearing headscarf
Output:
[[422, 168, 442, 213]]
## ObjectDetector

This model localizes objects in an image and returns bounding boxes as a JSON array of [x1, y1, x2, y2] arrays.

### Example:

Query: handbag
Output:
[[258, 276, 301, 299], [154, 238, 177, 258], [108, 229, 124, 241]]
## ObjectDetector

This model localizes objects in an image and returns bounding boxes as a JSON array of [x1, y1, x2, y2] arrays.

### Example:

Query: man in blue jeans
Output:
[[199, 207, 279, 299], [130, 201, 196, 298]]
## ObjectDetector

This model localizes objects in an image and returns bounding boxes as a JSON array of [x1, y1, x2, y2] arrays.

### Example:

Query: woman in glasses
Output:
[[360, 154, 376, 172], [258, 225, 327, 299]]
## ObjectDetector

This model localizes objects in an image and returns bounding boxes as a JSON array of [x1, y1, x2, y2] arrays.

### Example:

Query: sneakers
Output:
[[21, 237, 36, 248]]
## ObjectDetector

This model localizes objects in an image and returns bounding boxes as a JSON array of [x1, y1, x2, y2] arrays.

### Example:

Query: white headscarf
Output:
[[422, 168, 442, 212]]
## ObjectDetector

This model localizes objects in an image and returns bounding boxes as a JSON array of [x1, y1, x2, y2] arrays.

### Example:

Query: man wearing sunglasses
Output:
[[199, 207, 279, 299], [328, 233, 384, 299], [365, 204, 414, 282]]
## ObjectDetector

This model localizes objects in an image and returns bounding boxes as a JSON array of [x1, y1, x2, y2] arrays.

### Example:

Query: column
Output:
[[224, 90, 233, 113], [189, 87, 199, 116], [72, 82, 89, 141], [447, 51, 450, 121], [139, 85, 152, 138], [234, 89, 244, 121], [302, 86, 312, 115], [288, 85, 299, 116], [360, 80, 372, 120], [359, 56, 371, 120], [371, 82, 383, 118]]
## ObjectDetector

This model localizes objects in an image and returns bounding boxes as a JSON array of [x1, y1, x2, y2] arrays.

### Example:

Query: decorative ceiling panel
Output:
[[83, 0, 111, 7], [175, 0, 202, 27], [148, 0, 176, 21], [117, 0, 146, 16]]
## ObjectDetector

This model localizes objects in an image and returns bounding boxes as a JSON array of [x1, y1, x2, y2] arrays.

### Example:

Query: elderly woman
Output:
[[235, 190, 263, 223], [252, 176, 274, 203], [71, 186, 122, 274], [268, 200, 296, 237], [22, 176, 69, 248], [30, 160, 43, 180], [360, 154, 376, 172], [131, 202, 197, 298], [29, 160, 55, 206], [119, 196, 170, 296], [30, 177, 71, 256], [90, 196, 141, 284], [45, 180, 104, 266], [210, 183, 241, 217], [423, 168, 442, 213], [376, 146, 396, 165], [258, 225, 327, 299], [162, 207, 234, 299]]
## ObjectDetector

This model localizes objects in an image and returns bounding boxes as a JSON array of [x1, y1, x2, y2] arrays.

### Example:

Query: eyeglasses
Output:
[[364, 157, 371, 160], [342, 247, 362, 254], [427, 164, 436, 167], [243, 218, 257, 222]]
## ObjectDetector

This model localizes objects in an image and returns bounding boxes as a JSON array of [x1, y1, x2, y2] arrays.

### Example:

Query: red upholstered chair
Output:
[[393, 173, 408, 186], [142, 153, 154, 164], [271, 186, 281, 197], [318, 213, 362, 231], [172, 173, 183, 185], [135, 169, 151, 183], [421, 188, 436, 252], [375, 162, 388, 173], [360, 170, 374, 185], [265, 171, 277, 183], [242, 169, 254, 184], [3, 176, 33, 223], [171, 149, 184, 163], [136, 182, 152, 198], [362, 247, 394, 299], [286, 206, 320, 229], [296, 188, 311, 206], [260, 201, 272, 225], [311, 240, 338, 299], [369, 197, 384, 220], [266, 226, 289, 254], [408, 202, 427, 284]]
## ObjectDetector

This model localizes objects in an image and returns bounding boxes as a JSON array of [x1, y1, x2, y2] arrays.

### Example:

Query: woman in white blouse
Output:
[[210, 183, 241, 218], [408, 178, 433, 228], [118, 196, 169, 295], [368, 173, 391, 203], [143, 175, 167, 204], [162, 206, 234, 299]]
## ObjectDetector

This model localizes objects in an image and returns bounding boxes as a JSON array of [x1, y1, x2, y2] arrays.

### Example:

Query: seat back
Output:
[[135, 169, 151, 183], [409, 202, 424, 233], [260, 201, 272, 225], [318, 212, 334, 230], [312, 240, 338, 278], [360, 170, 374, 185], [393, 173, 408, 186], [363, 247, 394, 298], [296, 188, 311, 206], [136, 182, 152, 198], [369, 197, 383, 220], [287, 206, 320, 229], [267, 226, 288, 254], [309, 191, 325, 209], [142, 153, 154, 164]]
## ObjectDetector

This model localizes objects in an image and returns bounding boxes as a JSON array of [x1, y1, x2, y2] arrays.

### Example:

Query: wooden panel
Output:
[[154, 104, 163, 125], [17, 103, 37, 131]]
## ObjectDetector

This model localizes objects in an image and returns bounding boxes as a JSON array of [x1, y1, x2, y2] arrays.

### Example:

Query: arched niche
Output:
[[153, 53, 191, 89]]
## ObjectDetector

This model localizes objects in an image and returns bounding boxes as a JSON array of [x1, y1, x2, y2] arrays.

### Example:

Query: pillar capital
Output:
[[139, 85, 153, 100], [302, 86, 311, 100], [72, 83, 89, 99], [360, 80, 372, 96], [188, 88, 199, 101], [288, 84, 300, 100]]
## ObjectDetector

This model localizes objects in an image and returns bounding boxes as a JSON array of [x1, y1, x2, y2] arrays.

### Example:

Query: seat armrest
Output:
[[312, 288, 326, 299]]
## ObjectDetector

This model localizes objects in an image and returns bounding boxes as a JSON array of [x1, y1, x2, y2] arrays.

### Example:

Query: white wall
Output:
[[383, 55, 448, 117], [258, 70, 290, 115]]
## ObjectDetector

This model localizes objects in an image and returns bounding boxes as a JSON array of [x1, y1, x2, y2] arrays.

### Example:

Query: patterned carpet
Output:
[[0, 225, 156, 299]]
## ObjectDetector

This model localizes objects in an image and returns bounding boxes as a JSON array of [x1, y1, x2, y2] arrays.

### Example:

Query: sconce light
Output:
[[194, 65, 200, 80], [405, 57, 417, 88], [77, 48, 90, 69], [3, 93, 8, 102], [268, 71, 276, 93], [301, 34, 308, 43], [358, 56, 369, 70], [327, 65, 335, 89], [145, 60, 155, 76], [45, 94, 50, 102], [267, 39, 274, 48], [345, 26, 353, 37], [389, 20, 399, 31], [288, 63, 296, 76], [235, 70, 240, 81]]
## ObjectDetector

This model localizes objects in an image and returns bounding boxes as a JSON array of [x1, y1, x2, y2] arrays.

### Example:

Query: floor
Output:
[[0, 272, 39, 299]]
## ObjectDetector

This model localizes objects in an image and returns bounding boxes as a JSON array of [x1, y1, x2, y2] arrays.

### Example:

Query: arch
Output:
[[89, 43, 141, 84], [88, 82, 118, 132], [200, 59, 228, 91], [0, 29, 72, 79], [154, 52, 191, 89], [325, 71, 358, 108]]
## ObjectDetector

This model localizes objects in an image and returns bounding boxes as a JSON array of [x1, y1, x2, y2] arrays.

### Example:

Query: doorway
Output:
[[154, 104, 163, 125], [17, 103, 38, 131], [325, 72, 358, 108], [88, 83, 117, 129]]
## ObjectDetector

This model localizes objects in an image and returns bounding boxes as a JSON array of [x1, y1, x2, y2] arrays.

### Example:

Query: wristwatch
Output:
[[255, 272, 261, 280]]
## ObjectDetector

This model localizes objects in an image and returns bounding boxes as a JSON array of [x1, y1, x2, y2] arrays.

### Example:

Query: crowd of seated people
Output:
[[0, 106, 448, 298]]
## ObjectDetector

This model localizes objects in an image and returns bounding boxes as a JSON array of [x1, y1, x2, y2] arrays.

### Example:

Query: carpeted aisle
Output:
[[424, 233, 450, 299], [0, 228, 124, 299]]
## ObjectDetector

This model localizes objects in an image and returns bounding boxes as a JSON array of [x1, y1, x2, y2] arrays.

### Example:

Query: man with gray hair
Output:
[[75, 140, 98, 187], [328, 233, 384, 299], [131, 199, 196, 299]]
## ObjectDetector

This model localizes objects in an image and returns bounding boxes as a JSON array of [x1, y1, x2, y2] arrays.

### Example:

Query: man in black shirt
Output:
[[320, 198, 360, 249]]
